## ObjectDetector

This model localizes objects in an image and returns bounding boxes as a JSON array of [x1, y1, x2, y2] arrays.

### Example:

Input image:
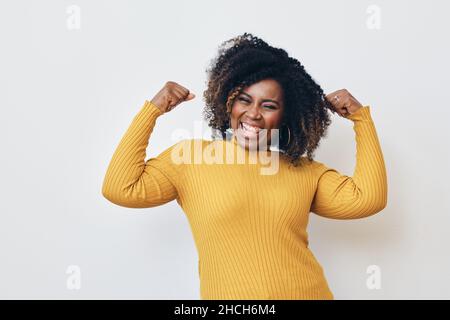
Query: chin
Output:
[[235, 128, 270, 151]]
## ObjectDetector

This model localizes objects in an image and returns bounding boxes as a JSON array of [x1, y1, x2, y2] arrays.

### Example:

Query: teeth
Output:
[[241, 122, 260, 132]]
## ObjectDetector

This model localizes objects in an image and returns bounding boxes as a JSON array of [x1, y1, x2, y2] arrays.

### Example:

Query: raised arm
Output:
[[310, 105, 388, 219], [102, 82, 195, 208], [101, 100, 184, 208]]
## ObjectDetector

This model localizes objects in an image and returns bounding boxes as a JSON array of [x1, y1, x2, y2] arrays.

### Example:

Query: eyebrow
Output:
[[239, 92, 280, 105]]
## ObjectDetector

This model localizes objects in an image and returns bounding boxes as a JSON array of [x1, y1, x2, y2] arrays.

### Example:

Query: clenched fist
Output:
[[150, 81, 195, 114], [325, 89, 363, 118]]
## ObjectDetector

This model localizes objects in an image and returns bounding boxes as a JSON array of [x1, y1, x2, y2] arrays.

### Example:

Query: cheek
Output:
[[265, 113, 284, 128], [229, 111, 239, 128], [230, 105, 244, 128]]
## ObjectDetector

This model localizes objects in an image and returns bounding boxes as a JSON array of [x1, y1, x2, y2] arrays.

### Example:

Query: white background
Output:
[[1, 0, 449, 299]]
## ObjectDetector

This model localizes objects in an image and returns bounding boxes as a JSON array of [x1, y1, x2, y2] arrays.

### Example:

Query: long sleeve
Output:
[[102, 100, 185, 208], [310, 105, 388, 219]]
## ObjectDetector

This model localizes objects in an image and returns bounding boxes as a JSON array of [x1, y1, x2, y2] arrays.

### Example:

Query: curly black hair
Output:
[[202, 32, 336, 167]]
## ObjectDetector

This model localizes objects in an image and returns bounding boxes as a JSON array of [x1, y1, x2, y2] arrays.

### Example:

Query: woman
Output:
[[102, 32, 388, 300]]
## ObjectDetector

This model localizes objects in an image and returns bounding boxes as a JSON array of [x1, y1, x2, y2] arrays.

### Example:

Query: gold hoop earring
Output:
[[283, 124, 291, 146]]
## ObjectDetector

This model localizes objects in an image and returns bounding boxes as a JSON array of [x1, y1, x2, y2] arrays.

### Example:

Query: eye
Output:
[[238, 97, 249, 103], [264, 105, 276, 110]]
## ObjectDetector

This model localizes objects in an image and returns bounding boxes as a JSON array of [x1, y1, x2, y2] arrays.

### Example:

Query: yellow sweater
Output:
[[102, 100, 388, 300]]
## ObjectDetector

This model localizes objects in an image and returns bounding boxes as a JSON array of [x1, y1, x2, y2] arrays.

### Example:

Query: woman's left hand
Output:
[[325, 89, 364, 118]]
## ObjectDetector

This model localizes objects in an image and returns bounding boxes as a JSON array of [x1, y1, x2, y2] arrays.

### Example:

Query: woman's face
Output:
[[230, 78, 285, 151]]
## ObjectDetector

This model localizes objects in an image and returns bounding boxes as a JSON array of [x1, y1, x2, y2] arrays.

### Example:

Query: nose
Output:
[[246, 103, 262, 120]]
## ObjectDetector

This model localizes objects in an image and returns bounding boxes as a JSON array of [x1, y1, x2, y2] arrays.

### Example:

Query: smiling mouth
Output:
[[240, 121, 262, 134]]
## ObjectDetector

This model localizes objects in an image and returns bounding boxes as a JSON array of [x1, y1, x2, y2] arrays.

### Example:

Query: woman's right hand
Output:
[[150, 81, 196, 114]]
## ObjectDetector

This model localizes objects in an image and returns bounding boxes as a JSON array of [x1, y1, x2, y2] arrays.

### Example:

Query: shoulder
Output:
[[295, 157, 330, 176], [291, 155, 321, 168], [175, 138, 215, 149], [166, 138, 212, 148], [164, 138, 216, 161], [282, 155, 320, 173]]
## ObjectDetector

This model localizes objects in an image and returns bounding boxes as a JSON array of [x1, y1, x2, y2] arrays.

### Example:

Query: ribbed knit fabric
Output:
[[102, 100, 388, 300]]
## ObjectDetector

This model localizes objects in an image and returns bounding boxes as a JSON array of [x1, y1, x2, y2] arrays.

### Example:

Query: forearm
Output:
[[349, 106, 388, 213]]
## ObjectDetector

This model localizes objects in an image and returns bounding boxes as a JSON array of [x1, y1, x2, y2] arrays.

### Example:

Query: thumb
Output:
[[185, 92, 196, 101]]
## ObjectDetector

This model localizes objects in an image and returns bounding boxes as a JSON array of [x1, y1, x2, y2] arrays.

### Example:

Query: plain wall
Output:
[[1, 0, 449, 299]]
